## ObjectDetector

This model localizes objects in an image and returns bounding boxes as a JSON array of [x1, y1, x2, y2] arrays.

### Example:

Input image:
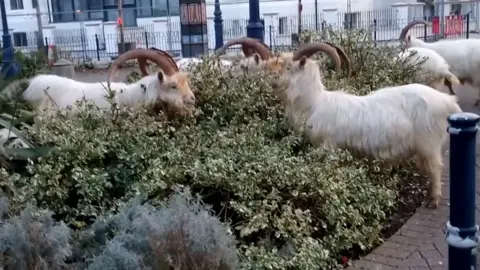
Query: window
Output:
[[152, 0, 168, 17], [136, 0, 179, 17], [105, 10, 117, 22], [423, 4, 435, 21], [104, 0, 134, 5], [168, 0, 179, 16], [31, 0, 36, 8], [344, 12, 359, 29], [278, 16, 287, 35], [137, 0, 152, 17], [10, 0, 23, 10], [105, 9, 136, 27], [451, 4, 462, 15], [51, 0, 74, 21], [122, 7, 137, 27], [13, 32, 27, 47], [52, 0, 106, 22], [87, 0, 103, 20]]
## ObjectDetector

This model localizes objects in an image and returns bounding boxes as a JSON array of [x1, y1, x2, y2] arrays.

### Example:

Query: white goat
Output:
[[176, 57, 232, 71], [240, 42, 352, 77], [395, 47, 460, 95], [138, 48, 234, 74], [400, 20, 479, 102], [214, 37, 274, 74], [280, 43, 462, 208], [15, 49, 195, 120]]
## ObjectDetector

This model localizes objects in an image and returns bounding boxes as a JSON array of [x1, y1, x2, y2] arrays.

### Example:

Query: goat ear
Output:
[[254, 53, 261, 65], [299, 56, 307, 68], [157, 71, 164, 83]]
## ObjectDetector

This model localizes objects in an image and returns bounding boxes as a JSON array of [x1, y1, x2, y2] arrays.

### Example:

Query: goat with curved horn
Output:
[[109, 48, 177, 84], [241, 40, 270, 58], [399, 20, 429, 41], [323, 42, 352, 77], [214, 37, 271, 60], [108, 48, 195, 118], [16, 48, 195, 121], [292, 42, 342, 72], [137, 47, 179, 77], [278, 41, 461, 209]]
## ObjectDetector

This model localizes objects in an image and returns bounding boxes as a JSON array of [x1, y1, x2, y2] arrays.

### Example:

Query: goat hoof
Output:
[[475, 100, 480, 106], [425, 197, 439, 209]]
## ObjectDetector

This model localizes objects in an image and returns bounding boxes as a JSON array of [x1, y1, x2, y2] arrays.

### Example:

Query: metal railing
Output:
[[4, 11, 475, 62]]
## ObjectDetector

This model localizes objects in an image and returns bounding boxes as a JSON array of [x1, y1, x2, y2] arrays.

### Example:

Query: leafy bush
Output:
[[0, 29, 426, 269], [75, 188, 237, 270], [0, 195, 72, 270], [0, 189, 236, 270]]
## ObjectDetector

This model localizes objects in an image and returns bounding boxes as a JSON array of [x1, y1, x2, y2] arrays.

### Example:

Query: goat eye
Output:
[[171, 85, 177, 89]]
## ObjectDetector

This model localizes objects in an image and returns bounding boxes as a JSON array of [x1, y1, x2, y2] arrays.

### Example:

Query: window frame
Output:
[[50, 0, 181, 23], [10, 0, 24, 10], [13, 32, 28, 47]]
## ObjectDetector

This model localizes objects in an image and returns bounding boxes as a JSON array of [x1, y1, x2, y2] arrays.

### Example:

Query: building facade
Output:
[[0, 0, 478, 58]]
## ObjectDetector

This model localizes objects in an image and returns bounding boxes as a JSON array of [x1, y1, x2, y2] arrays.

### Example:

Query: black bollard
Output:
[[447, 112, 480, 270]]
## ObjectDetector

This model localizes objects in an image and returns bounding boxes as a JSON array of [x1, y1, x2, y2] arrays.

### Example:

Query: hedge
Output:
[[0, 29, 427, 269]]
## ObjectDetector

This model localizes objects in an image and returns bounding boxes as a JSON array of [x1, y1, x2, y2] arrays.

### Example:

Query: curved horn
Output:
[[138, 47, 178, 77], [214, 37, 271, 60], [108, 48, 177, 83], [324, 42, 352, 77], [241, 40, 270, 58], [292, 43, 342, 73], [399, 20, 428, 40]]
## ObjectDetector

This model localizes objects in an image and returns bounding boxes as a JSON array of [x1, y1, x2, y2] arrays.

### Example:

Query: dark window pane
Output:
[[152, 0, 167, 16], [168, 0, 179, 16], [55, 0, 74, 21], [10, 0, 24, 10], [106, 10, 117, 21], [123, 8, 136, 27], [136, 0, 152, 17], [104, 0, 116, 6], [89, 10, 104, 19], [87, 0, 103, 19], [13, 32, 27, 47]]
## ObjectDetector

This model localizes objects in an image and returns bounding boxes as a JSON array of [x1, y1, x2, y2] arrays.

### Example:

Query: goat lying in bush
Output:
[[137, 48, 232, 73], [214, 37, 274, 74], [400, 20, 477, 101], [16, 48, 195, 120], [279, 42, 462, 208], [395, 47, 460, 95]]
